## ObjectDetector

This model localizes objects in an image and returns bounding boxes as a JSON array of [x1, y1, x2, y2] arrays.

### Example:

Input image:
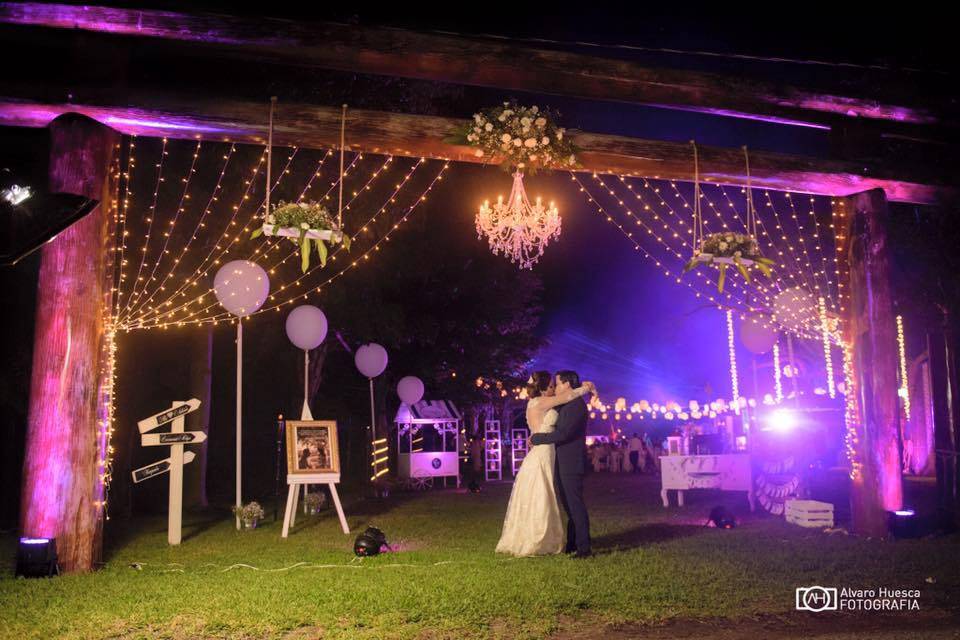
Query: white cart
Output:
[[396, 400, 462, 489]]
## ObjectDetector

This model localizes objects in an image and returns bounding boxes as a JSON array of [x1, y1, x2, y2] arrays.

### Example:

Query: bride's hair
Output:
[[525, 371, 553, 398]]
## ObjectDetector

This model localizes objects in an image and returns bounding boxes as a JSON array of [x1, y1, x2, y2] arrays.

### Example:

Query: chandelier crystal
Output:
[[476, 172, 560, 269]]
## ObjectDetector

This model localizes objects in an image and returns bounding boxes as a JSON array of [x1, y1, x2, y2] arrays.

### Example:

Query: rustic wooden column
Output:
[[20, 113, 119, 572], [839, 188, 903, 537]]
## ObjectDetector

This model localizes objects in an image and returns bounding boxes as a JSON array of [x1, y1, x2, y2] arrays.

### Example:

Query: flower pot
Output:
[[243, 517, 259, 530]]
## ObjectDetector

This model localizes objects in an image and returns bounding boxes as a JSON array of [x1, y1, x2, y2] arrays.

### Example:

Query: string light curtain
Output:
[[573, 170, 842, 338]]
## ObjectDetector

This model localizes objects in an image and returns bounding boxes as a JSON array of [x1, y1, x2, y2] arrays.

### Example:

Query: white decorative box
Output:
[[785, 499, 834, 528]]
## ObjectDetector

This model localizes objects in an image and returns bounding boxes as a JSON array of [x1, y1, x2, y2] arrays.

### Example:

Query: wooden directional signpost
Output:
[[133, 398, 203, 545]]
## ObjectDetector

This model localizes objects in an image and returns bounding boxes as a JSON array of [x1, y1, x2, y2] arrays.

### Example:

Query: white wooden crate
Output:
[[785, 499, 834, 528]]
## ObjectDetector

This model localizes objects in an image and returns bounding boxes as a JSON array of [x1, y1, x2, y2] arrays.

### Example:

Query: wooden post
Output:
[[167, 403, 185, 546], [20, 113, 119, 572], [840, 188, 903, 537], [927, 329, 959, 526]]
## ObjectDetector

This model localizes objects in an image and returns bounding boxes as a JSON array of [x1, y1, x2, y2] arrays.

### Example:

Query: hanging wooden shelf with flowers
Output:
[[683, 143, 775, 292], [685, 232, 774, 292], [251, 201, 350, 273]]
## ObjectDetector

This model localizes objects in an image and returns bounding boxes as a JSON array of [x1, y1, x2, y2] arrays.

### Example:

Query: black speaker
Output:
[[15, 537, 59, 577]]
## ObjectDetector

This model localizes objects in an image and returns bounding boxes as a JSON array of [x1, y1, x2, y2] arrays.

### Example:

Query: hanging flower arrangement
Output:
[[448, 101, 578, 173], [683, 143, 774, 292], [684, 232, 774, 292], [251, 201, 350, 273]]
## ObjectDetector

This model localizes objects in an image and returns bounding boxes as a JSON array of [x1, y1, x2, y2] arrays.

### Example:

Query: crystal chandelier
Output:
[[476, 172, 560, 269]]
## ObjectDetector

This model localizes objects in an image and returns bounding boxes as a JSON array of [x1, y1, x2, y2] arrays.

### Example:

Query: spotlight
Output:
[[708, 506, 736, 529], [888, 509, 921, 539], [353, 526, 389, 557], [1, 184, 31, 206], [363, 526, 388, 549], [15, 537, 59, 577], [764, 409, 797, 432], [1, 167, 98, 266]]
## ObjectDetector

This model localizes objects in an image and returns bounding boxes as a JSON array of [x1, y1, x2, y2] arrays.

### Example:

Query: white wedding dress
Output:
[[495, 403, 565, 556], [496, 385, 590, 557]]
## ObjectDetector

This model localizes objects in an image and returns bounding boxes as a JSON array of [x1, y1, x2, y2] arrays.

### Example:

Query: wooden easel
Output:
[[281, 473, 349, 537], [280, 403, 350, 538]]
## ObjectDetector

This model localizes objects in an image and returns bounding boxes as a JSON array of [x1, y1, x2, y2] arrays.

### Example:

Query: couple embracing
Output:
[[496, 370, 597, 558]]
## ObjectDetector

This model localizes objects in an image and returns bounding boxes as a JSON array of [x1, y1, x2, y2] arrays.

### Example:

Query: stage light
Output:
[[708, 506, 736, 529], [888, 509, 920, 539], [765, 409, 796, 432], [354, 527, 388, 557], [2, 183, 31, 205], [15, 537, 59, 577], [1, 168, 98, 266]]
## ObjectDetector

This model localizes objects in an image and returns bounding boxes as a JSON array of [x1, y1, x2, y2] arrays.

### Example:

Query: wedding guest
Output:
[[628, 433, 644, 474], [609, 443, 623, 473]]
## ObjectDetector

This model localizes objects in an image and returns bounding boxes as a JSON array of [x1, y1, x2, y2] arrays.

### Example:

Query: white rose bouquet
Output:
[[447, 101, 577, 173]]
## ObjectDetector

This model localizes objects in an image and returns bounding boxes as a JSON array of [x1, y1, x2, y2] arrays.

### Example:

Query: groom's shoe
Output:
[[571, 550, 593, 559]]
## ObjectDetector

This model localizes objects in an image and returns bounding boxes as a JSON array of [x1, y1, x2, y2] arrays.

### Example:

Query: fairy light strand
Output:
[[119, 136, 168, 318], [896, 314, 910, 417], [819, 296, 836, 398], [772, 339, 783, 402], [726, 309, 740, 413], [125, 158, 447, 330], [123, 142, 237, 322], [124, 140, 204, 319], [132, 153, 407, 329]]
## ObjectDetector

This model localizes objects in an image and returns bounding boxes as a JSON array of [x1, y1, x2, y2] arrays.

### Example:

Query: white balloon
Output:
[[213, 260, 269, 317], [285, 305, 328, 350], [397, 376, 425, 405], [740, 317, 778, 354], [772, 287, 817, 334], [355, 343, 388, 378]]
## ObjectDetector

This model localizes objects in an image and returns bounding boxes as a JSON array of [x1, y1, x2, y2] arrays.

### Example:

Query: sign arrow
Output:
[[132, 451, 196, 483], [138, 398, 201, 434], [141, 430, 208, 446]]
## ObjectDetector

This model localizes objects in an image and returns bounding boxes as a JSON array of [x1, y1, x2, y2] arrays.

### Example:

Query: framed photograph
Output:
[[667, 436, 683, 456], [286, 420, 340, 475]]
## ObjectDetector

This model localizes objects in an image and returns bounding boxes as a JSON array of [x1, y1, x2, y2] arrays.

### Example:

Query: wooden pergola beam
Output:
[[0, 91, 946, 204], [0, 2, 944, 131]]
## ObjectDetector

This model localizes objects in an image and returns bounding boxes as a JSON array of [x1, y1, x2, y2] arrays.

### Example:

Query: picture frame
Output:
[[286, 420, 340, 475], [667, 436, 683, 456]]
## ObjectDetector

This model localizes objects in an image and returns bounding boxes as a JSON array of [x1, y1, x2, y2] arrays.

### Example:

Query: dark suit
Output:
[[530, 396, 590, 553]]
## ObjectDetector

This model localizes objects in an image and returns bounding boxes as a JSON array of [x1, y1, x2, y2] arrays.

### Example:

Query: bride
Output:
[[496, 371, 595, 556]]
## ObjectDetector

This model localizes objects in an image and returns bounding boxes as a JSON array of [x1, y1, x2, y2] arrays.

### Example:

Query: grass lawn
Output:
[[1, 474, 958, 639]]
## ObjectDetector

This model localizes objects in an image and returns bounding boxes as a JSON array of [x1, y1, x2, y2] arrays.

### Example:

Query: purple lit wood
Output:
[[0, 95, 946, 204], [842, 189, 903, 537], [20, 114, 119, 572], [0, 2, 941, 129]]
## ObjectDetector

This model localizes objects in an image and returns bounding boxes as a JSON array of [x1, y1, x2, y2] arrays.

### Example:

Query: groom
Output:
[[530, 370, 591, 557]]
